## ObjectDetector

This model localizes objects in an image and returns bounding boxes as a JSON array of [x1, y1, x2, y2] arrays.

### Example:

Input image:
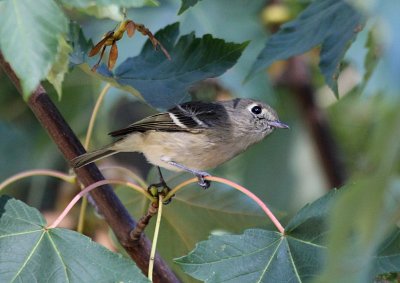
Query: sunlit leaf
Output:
[[247, 0, 364, 96], [0, 0, 68, 99], [77, 5, 126, 21], [0, 196, 149, 282], [59, 0, 158, 19], [47, 37, 72, 99], [59, 0, 158, 9]]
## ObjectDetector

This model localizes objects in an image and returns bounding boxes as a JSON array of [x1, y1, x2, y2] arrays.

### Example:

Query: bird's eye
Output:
[[251, 105, 262, 115]]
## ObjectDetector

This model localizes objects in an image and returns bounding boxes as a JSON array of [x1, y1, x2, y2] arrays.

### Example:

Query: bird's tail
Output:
[[71, 147, 117, 169]]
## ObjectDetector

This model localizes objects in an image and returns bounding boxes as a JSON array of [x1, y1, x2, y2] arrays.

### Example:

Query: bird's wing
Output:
[[108, 101, 227, 137]]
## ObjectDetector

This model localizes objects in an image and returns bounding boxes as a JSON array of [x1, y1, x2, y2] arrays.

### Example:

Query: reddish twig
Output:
[[47, 179, 153, 229], [165, 176, 285, 234]]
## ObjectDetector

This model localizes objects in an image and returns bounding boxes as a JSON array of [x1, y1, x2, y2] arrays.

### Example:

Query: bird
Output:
[[71, 98, 288, 189]]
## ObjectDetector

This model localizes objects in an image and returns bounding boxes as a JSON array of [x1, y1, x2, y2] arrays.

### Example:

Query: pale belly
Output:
[[113, 130, 249, 172]]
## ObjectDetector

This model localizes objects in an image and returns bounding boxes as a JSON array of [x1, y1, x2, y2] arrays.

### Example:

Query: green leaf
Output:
[[175, 228, 326, 282], [372, 228, 400, 277], [247, 0, 364, 96], [60, 0, 158, 20], [284, 189, 337, 242], [175, 191, 339, 282], [0, 0, 68, 99], [353, 27, 380, 94], [178, 0, 202, 15], [362, 29, 380, 89], [95, 23, 249, 109], [68, 22, 93, 67], [0, 196, 149, 282], [47, 37, 72, 99]]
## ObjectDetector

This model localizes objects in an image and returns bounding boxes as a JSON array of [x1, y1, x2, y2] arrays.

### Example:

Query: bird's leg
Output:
[[147, 166, 173, 204], [155, 166, 167, 187], [163, 160, 211, 189]]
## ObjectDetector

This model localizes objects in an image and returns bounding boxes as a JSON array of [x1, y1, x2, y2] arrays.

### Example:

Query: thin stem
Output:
[[112, 179, 153, 201], [78, 83, 111, 233], [84, 83, 111, 149], [99, 165, 148, 189], [0, 169, 75, 191], [48, 179, 155, 229], [48, 180, 108, 229], [148, 195, 163, 281], [164, 176, 285, 234], [77, 189, 88, 233]]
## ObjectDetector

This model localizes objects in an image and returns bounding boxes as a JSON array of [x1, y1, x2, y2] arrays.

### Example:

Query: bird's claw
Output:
[[196, 172, 211, 189], [198, 179, 211, 189]]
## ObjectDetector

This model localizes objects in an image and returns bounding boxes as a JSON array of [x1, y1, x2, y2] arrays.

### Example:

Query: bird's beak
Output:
[[270, 120, 289, 129]]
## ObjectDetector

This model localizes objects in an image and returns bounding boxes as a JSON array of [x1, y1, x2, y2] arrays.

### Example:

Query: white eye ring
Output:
[[247, 103, 263, 115]]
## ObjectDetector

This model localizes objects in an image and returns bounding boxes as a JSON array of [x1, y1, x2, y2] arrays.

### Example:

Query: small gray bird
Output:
[[71, 98, 288, 188]]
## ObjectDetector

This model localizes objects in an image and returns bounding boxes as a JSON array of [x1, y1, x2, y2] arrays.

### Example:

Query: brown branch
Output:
[[131, 202, 159, 241], [0, 52, 180, 283]]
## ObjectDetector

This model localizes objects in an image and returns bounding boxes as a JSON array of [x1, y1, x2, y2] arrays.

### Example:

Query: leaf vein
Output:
[[10, 231, 45, 282]]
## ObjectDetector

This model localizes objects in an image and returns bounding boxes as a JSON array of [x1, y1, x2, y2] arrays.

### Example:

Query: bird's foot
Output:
[[195, 171, 211, 189], [161, 159, 212, 190]]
